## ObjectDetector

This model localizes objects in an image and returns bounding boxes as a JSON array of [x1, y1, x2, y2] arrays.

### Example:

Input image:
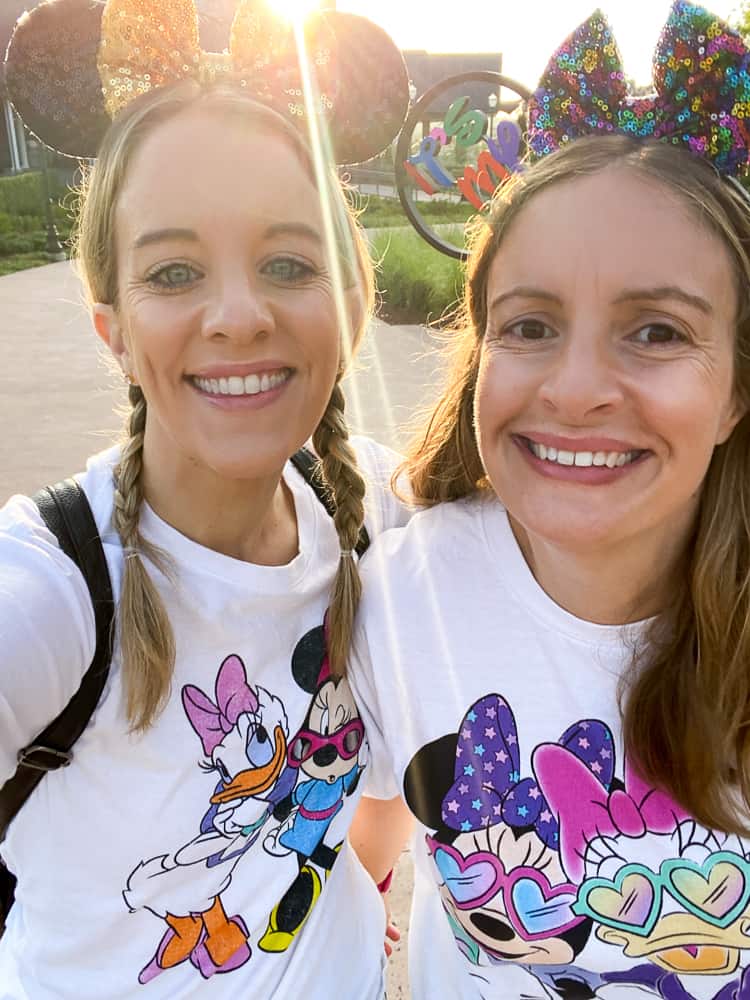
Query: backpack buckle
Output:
[[16, 745, 73, 771]]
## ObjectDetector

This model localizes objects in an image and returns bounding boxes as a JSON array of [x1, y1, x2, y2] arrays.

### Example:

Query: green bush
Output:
[[0, 232, 39, 254], [0, 253, 50, 277], [0, 172, 46, 216], [355, 193, 475, 230], [371, 228, 466, 325]]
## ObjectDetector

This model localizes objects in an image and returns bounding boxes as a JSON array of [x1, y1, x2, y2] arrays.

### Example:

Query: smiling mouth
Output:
[[191, 368, 292, 397], [518, 436, 647, 469]]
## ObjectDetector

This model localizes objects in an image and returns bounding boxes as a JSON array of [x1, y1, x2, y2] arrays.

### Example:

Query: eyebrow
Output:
[[488, 287, 563, 312], [264, 222, 322, 244], [612, 286, 713, 316], [132, 227, 198, 250], [488, 285, 713, 316], [131, 222, 323, 251]]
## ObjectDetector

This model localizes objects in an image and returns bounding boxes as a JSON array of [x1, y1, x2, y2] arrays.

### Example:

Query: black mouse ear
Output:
[[321, 11, 409, 165], [403, 733, 459, 830], [4, 0, 110, 158], [291, 626, 327, 693]]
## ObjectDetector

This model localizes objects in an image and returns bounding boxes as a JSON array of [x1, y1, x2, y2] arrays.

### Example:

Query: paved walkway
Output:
[[1, 260, 449, 997]]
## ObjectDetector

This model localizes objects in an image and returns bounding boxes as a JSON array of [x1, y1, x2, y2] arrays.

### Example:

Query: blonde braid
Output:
[[112, 384, 176, 730], [312, 380, 367, 678]]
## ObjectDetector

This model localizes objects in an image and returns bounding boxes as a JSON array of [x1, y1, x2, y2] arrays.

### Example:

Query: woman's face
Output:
[[475, 166, 743, 561], [96, 106, 346, 481]]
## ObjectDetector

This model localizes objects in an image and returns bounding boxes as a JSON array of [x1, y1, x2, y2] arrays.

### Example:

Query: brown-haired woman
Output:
[[349, 5, 750, 999], [0, 1, 411, 995]]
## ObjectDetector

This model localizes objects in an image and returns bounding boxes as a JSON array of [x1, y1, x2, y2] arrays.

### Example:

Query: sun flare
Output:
[[266, 0, 322, 22]]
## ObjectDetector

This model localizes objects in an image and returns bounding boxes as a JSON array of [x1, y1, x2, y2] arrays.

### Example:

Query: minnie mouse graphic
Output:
[[259, 625, 365, 952], [404, 694, 615, 999]]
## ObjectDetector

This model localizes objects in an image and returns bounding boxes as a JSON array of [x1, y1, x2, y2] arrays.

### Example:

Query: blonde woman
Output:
[[350, 4, 750, 999], [0, 0, 410, 996]]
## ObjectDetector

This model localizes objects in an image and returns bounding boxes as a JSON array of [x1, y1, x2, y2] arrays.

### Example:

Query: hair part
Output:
[[403, 134, 750, 834], [75, 82, 372, 729]]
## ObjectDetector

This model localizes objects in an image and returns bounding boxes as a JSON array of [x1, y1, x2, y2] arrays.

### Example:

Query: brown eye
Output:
[[632, 323, 684, 345], [505, 319, 554, 342]]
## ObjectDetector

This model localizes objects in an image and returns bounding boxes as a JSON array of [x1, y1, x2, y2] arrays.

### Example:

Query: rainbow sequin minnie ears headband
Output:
[[528, 0, 750, 176], [2, 0, 409, 164], [394, 1, 750, 258]]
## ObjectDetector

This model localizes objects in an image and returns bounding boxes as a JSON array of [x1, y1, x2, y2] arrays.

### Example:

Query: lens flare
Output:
[[267, 0, 321, 22]]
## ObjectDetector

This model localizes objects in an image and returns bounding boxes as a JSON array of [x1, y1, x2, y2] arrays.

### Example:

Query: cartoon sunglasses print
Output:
[[287, 718, 364, 768], [426, 835, 585, 942], [573, 851, 750, 937]]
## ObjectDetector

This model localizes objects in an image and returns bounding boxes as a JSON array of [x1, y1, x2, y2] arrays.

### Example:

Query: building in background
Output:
[[403, 50, 504, 114]]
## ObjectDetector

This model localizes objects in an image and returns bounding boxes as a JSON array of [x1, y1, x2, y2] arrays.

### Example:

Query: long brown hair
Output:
[[75, 81, 373, 730], [404, 134, 750, 834]]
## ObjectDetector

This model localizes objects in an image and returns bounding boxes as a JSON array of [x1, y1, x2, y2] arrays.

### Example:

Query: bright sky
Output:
[[335, 0, 740, 87]]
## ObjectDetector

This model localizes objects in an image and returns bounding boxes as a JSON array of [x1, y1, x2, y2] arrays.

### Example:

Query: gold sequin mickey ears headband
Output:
[[4, 0, 410, 165]]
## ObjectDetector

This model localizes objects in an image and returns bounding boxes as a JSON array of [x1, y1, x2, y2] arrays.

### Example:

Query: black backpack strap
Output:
[[0, 480, 114, 842], [290, 448, 370, 557]]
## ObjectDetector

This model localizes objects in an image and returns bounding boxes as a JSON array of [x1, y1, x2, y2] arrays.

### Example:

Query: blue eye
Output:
[[147, 262, 201, 289], [262, 257, 316, 283]]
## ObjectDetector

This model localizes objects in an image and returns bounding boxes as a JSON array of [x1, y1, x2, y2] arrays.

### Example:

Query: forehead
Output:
[[115, 106, 322, 240], [488, 167, 736, 308]]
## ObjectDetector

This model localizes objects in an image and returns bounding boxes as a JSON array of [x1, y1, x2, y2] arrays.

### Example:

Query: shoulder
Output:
[[359, 492, 492, 589], [0, 451, 121, 783], [350, 435, 413, 536]]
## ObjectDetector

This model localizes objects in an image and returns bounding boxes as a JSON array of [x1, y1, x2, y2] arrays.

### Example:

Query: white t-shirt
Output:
[[350, 493, 750, 1000], [0, 438, 409, 1000]]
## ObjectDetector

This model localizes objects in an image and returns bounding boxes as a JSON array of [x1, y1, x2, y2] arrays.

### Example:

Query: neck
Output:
[[140, 436, 299, 566], [508, 514, 695, 625]]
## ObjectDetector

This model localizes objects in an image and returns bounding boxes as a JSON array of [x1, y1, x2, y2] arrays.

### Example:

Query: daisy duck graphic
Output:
[[123, 654, 293, 984], [259, 625, 365, 952], [404, 694, 616, 999], [533, 738, 750, 999]]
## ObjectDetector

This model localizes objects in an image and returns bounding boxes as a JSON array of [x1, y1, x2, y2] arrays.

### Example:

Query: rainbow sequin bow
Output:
[[528, 0, 750, 177], [3, 0, 409, 165]]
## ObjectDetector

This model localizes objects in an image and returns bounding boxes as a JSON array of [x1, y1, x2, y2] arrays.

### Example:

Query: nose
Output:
[[539, 330, 624, 421], [313, 745, 338, 768], [201, 270, 275, 343]]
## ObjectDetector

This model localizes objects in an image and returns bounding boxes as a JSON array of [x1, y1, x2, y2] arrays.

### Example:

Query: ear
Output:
[[291, 626, 328, 693], [716, 394, 747, 446], [92, 303, 132, 376]]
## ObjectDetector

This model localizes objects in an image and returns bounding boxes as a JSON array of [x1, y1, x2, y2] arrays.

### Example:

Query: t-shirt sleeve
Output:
[[351, 436, 414, 538], [349, 619, 399, 801], [0, 495, 96, 785]]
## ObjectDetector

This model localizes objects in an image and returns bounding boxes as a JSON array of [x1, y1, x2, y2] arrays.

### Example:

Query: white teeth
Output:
[[193, 370, 290, 397], [528, 439, 637, 469]]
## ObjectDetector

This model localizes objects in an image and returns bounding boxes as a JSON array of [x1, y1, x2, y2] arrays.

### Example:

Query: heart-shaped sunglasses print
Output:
[[574, 864, 660, 937], [574, 852, 750, 937], [429, 838, 584, 941], [662, 853, 750, 929]]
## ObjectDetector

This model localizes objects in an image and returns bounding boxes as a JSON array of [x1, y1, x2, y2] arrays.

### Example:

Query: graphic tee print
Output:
[[124, 631, 365, 987], [350, 494, 750, 1000]]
